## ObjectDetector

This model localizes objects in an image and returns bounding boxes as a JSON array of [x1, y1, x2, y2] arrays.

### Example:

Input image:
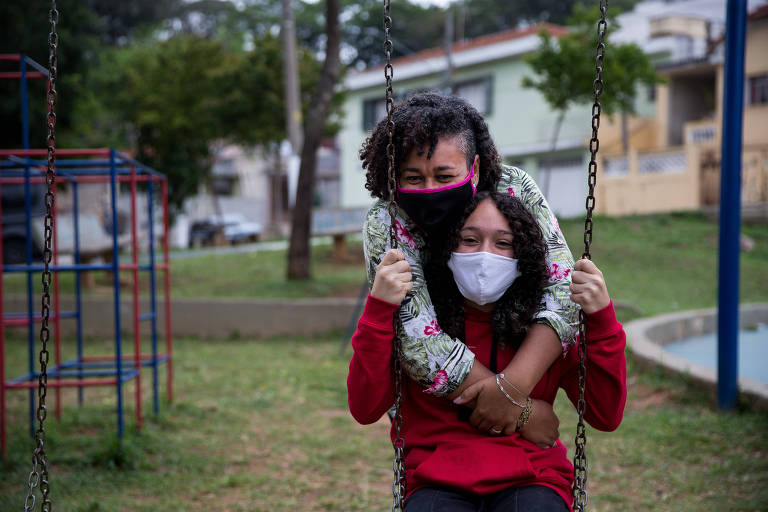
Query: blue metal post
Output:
[[109, 149, 124, 438], [717, 0, 747, 411], [148, 178, 159, 415], [24, 151, 34, 437]]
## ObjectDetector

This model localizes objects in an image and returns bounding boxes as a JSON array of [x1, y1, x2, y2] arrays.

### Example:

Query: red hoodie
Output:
[[347, 295, 627, 510]]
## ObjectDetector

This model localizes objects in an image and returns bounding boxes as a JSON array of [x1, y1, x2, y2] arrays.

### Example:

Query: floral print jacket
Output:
[[363, 165, 579, 396]]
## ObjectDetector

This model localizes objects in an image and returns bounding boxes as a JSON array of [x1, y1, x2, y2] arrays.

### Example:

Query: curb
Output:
[[624, 303, 768, 410]]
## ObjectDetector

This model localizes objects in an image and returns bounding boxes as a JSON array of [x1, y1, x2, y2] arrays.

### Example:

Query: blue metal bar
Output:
[[4, 311, 77, 320], [58, 358, 169, 370], [23, 154, 35, 437], [717, 0, 747, 411], [3, 264, 116, 273], [110, 149, 125, 439], [23, 56, 50, 76], [139, 313, 156, 322], [9, 369, 139, 382], [41, 369, 139, 379], [148, 178, 160, 414], [112, 153, 163, 175], [74, 181, 84, 406]]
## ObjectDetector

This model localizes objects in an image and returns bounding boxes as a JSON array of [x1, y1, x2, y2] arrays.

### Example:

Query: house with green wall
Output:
[[337, 23, 623, 218]]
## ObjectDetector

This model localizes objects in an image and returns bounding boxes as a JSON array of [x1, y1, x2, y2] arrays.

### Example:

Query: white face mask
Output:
[[447, 251, 521, 305]]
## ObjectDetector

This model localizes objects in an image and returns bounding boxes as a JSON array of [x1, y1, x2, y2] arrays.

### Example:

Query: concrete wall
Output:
[[4, 296, 361, 340], [596, 146, 700, 215]]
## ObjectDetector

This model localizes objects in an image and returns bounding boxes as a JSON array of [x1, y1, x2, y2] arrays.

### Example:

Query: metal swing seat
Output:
[[380, 1, 609, 510]]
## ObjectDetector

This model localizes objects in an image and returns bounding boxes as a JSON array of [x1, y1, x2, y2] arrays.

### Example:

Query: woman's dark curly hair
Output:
[[360, 92, 502, 199], [424, 191, 549, 351]]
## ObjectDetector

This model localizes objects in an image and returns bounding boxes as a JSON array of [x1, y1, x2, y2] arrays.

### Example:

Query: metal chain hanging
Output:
[[383, 1, 406, 510], [23, 2, 58, 511], [572, 2, 607, 511]]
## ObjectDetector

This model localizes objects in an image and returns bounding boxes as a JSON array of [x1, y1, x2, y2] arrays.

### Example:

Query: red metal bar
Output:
[[3, 314, 75, 327], [0, 72, 46, 80], [81, 353, 170, 362], [116, 263, 167, 271], [53, 184, 63, 420], [6, 379, 119, 389], [162, 178, 173, 401], [0, 54, 21, 61], [130, 165, 143, 430], [0, 176, 157, 185], [0, 149, 111, 157]]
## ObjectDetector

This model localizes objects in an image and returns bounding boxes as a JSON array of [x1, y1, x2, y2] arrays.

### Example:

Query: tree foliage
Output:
[[72, 33, 335, 211], [522, 3, 660, 118]]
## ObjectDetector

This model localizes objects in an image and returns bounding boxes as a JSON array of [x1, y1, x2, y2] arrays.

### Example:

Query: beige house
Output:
[[596, 5, 768, 215]]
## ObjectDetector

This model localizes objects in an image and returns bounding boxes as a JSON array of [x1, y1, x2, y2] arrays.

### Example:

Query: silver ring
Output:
[[489, 427, 503, 435]]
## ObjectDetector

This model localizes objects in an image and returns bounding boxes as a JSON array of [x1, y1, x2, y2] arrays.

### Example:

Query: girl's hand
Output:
[[518, 400, 560, 448], [570, 258, 611, 314], [453, 376, 522, 435], [370, 249, 413, 305]]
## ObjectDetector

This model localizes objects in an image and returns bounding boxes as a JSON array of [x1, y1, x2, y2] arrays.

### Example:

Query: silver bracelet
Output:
[[495, 374, 526, 408], [498, 373, 525, 398]]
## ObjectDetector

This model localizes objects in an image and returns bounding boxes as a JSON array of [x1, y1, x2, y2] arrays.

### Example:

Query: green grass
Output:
[[0, 333, 765, 511], [1, 212, 767, 510], [557, 212, 768, 322], [1, 241, 368, 300], [4, 213, 765, 312]]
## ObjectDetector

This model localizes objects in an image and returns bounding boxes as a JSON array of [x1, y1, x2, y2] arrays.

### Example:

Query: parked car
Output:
[[188, 214, 261, 248]]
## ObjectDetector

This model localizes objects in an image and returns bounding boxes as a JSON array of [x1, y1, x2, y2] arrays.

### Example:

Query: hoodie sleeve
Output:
[[347, 295, 399, 424], [559, 302, 627, 432]]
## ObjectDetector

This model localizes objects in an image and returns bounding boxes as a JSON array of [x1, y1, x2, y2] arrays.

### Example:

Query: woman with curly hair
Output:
[[348, 192, 627, 511], [360, 92, 579, 436]]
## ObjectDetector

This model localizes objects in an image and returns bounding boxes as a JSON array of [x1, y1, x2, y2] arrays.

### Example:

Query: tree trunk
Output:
[[287, 0, 341, 280], [621, 111, 629, 153]]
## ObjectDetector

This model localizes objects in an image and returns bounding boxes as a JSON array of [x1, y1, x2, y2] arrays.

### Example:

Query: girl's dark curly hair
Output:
[[424, 191, 549, 351], [360, 92, 502, 199]]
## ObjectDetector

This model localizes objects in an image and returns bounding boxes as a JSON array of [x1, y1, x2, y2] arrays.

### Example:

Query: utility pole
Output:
[[281, 0, 303, 154], [443, 7, 455, 94]]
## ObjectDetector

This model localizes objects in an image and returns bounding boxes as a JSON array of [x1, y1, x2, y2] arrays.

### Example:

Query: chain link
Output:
[[25, 2, 57, 511], [572, 2, 607, 511], [383, 1, 406, 509]]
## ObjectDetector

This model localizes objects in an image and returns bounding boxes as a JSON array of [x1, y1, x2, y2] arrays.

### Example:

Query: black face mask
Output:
[[396, 165, 476, 238]]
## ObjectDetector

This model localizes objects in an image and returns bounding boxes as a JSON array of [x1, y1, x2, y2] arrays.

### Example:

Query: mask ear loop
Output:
[[469, 161, 477, 196]]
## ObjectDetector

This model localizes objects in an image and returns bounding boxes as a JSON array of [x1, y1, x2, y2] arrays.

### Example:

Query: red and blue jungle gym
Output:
[[0, 53, 173, 454]]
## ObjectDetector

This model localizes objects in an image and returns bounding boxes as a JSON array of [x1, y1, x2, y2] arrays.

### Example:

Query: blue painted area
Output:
[[665, 325, 768, 385]]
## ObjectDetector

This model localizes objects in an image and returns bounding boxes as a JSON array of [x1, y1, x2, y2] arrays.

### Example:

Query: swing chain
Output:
[[383, 0, 397, 250], [383, 1, 406, 509], [25, 2, 58, 511], [573, 2, 607, 511]]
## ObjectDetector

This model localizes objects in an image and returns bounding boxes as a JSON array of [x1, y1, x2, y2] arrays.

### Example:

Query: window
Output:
[[362, 97, 387, 131], [748, 75, 768, 106], [455, 76, 493, 115], [647, 84, 656, 102], [360, 78, 492, 131]]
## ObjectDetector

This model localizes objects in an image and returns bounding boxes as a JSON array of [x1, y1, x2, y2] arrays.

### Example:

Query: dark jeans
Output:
[[404, 485, 569, 512]]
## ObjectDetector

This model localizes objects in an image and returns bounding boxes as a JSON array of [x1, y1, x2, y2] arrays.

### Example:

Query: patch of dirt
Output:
[[625, 380, 674, 411]]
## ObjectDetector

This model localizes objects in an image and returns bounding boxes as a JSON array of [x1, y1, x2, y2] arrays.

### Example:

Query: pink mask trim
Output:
[[397, 161, 477, 195]]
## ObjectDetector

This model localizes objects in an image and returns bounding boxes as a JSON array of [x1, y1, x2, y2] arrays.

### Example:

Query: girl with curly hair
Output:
[[348, 192, 627, 511], [360, 92, 580, 436]]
